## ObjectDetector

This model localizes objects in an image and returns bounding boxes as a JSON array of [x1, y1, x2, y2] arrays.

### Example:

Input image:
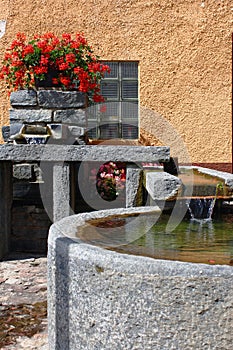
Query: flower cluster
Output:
[[95, 162, 126, 201], [0, 32, 110, 102]]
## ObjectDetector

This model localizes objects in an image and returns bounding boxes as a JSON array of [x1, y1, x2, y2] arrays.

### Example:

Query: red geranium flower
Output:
[[22, 45, 34, 57], [58, 62, 69, 71], [0, 32, 110, 103], [65, 53, 76, 64], [60, 76, 71, 86]]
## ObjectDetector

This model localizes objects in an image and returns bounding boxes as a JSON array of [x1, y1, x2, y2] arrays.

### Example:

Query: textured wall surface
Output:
[[0, 0, 232, 164]]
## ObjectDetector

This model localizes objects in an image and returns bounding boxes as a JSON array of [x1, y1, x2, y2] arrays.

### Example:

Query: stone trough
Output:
[[48, 207, 233, 350]]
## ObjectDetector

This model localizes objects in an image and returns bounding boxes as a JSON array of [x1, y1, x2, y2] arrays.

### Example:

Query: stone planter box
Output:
[[4, 90, 88, 145], [48, 207, 233, 350]]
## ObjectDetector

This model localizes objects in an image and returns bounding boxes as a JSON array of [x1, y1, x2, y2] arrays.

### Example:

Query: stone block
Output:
[[10, 109, 52, 123], [10, 123, 24, 136], [146, 171, 182, 200], [38, 90, 87, 108], [126, 165, 143, 207], [68, 126, 85, 137], [0, 144, 170, 162], [53, 109, 86, 125], [1, 126, 10, 142], [13, 163, 34, 180], [10, 90, 37, 107], [53, 162, 71, 222]]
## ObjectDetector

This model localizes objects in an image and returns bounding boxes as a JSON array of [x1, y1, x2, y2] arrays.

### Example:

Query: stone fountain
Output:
[[48, 206, 233, 349]]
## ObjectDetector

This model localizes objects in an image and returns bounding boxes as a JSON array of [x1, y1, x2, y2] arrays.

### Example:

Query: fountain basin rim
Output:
[[48, 207, 233, 278], [180, 165, 233, 189]]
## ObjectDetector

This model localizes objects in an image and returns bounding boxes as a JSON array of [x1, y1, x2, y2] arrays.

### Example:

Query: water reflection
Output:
[[186, 219, 215, 241], [79, 212, 233, 265]]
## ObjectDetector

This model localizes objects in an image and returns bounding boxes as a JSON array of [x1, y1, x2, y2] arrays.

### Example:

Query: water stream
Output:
[[187, 197, 216, 222]]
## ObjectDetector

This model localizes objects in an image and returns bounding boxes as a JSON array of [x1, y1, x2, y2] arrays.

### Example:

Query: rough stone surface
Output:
[[1, 126, 10, 142], [53, 109, 86, 125], [9, 123, 24, 136], [48, 209, 233, 350], [53, 162, 70, 222], [126, 165, 143, 207], [10, 90, 37, 107], [0, 254, 48, 349], [0, 144, 170, 162], [146, 171, 182, 200], [38, 90, 86, 108], [13, 163, 34, 180], [10, 109, 52, 123], [11, 206, 51, 253]]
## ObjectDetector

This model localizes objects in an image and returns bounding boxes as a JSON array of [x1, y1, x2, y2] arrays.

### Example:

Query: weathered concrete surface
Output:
[[48, 208, 233, 350], [0, 144, 170, 162], [146, 171, 182, 200]]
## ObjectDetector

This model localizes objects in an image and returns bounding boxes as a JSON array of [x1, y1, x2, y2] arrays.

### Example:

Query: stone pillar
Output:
[[0, 161, 12, 258], [126, 164, 143, 207], [53, 162, 71, 222]]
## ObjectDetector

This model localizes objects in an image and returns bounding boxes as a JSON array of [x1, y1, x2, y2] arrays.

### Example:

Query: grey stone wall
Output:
[[9, 90, 87, 124], [6, 90, 88, 145], [11, 166, 52, 253], [0, 162, 12, 257], [11, 205, 51, 253]]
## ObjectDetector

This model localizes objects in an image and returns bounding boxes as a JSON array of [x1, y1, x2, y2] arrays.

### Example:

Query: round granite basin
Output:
[[48, 207, 233, 350]]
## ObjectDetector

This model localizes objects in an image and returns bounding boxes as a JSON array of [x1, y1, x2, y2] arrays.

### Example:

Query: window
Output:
[[87, 61, 139, 140]]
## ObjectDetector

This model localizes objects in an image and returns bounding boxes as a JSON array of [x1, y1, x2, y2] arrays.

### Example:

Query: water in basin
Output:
[[79, 210, 233, 266]]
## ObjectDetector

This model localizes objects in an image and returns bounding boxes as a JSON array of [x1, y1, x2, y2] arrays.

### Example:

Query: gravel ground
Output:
[[0, 253, 48, 349]]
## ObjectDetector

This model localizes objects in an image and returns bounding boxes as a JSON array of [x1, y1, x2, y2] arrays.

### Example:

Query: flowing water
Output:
[[187, 197, 216, 221]]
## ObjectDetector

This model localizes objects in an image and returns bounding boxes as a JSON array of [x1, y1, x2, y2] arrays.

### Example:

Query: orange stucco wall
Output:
[[0, 0, 232, 165]]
